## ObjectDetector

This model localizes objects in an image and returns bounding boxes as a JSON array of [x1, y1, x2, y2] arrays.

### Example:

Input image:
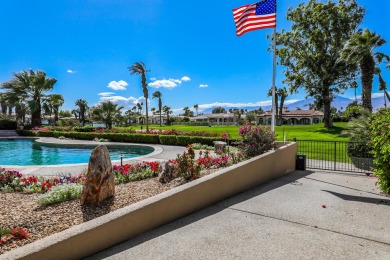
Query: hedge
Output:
[[0, 120, 17, 130], [159, 135, 178, 145], [18, 130, 226, 147]]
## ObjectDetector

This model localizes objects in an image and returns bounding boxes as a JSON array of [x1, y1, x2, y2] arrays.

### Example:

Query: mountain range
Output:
[[199, 95, 389, 114]]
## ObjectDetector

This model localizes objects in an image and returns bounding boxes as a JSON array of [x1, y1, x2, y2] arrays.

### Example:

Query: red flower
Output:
[[11, 229, 29, 240]]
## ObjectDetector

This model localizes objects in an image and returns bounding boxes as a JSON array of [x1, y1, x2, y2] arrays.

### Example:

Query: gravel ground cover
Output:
[[0, 177, 182, 255]]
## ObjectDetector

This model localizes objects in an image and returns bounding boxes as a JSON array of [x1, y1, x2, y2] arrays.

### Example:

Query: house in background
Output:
[[256, 108, 324, 125]]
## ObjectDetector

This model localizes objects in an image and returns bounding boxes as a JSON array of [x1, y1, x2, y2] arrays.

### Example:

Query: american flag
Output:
[[233, 0, 276, 37]]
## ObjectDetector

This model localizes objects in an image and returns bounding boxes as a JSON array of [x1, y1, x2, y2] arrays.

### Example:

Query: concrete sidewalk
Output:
[[87, 170, 390, 259]]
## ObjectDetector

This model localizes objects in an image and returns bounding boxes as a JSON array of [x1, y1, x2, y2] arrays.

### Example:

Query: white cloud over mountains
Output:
[[107, 80, 128, 91], [149, 76, 191, 89], [98, 92, 146, 108], [194, 100, 299, 112]]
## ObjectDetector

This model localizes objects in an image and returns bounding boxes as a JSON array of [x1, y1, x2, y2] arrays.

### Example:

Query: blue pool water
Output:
[[0, 139, 154, 166]]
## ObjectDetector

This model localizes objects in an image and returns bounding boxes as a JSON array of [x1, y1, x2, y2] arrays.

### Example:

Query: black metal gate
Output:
[[292, 139, 374, 174]]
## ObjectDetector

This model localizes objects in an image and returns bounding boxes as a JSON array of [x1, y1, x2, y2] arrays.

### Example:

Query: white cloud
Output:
[[199, 84, 208, 88], [149, 79, 178, 89], [107, 80, 128, 91], [149, 76, 190, 89], [98, 92, 115, 97], [99, 95, 147, 109], [369, 93, 383, 99], [67, 69, 75, 74]]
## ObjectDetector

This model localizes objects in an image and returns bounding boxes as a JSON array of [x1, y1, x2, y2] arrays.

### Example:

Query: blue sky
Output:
[[1, 0, 389, 114]]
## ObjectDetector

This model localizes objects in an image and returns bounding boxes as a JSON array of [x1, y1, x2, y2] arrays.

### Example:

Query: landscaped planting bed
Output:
[[1, 124, 277, 255], [0, 176, 181, 254]]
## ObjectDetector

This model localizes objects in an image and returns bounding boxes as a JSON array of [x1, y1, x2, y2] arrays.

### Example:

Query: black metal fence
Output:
[[292, 139, 374, 174]]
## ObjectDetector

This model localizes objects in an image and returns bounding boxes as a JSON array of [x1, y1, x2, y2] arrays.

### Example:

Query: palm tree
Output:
[[43, 94, 64, 125], [124, 110, 133, 125], [163, 105, 172, 125], [92, 101, 123, 129], [343, 29, 389, 112], [276, 87, 288, 126], [75, 99, 88, 126], [151, 107, 156, 115], [375, 67, 388, 108], [136, 102, 142, 114], [0, 93, 7, 115], [194, 104, 199, 116], [129, 62, 150, 132], [267, 87, 279, 121], [152, 90, 163, 126], [1, 69, 57, 126], [183, 106, 190, 116]]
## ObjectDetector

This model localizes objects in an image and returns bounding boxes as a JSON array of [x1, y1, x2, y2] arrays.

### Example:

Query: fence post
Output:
[[334, 141, 337, 171]]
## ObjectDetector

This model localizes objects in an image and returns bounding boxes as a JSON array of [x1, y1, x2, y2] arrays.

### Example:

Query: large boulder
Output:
[[80, 145, 115, 205]]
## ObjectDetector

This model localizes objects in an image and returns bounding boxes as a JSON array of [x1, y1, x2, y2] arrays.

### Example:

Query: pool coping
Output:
[[1, 137, 183, 176]]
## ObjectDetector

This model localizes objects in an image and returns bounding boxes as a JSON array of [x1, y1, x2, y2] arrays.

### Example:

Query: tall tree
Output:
[[152, 90, 163, 126], [342, 29, 389, 112], [350, 81, 358, 102], [129, 62, 150, 132], [1, 69, 57, 126], [194, 104, 199, 116], [163, 105, 172, 125], [0, 93, 7, 115], [276, 87, 288, 125], [75, 99, 88, 126], [92, 101, 123, 129], [375, 67, 388, 108], [43, 94, 64, 124], [212, 107, 226, 114], [275, 0, 364, 128]]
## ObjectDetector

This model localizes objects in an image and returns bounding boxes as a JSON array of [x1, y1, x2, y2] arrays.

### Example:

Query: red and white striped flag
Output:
[[233, 0, 276, 37]]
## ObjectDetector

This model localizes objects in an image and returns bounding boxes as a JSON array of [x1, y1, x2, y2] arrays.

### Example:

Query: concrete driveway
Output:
[[87, 170, 390, 259]]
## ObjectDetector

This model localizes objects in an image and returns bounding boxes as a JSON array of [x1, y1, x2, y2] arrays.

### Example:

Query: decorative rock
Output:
[[80, 145, 115, 205], [158, 161, 178, 183]]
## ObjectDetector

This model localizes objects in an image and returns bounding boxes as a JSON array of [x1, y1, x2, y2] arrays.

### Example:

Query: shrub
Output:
[[159, 135, 177, 145], [341, 112, 373, 159], [176, 135, 193, 146], [175, 146, 202, 180], [238, 123, 276, 157], [0, 120, 17, 130], [113, 161, 161, 184], [37, 184, 83, 206], [191, 143, 214, 150], [73, 126, 95, 132], [370, 108, 390, 194]]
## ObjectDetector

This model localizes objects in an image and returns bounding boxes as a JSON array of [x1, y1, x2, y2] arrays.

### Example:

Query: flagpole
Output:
[[271, 27, 276, 132]]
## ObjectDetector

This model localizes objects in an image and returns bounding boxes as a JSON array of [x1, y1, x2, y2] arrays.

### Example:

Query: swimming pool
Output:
[[0, 139, 154, 166]]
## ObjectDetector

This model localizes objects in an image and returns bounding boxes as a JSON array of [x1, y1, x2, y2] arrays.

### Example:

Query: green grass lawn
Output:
[[121, 122, 349, 141], [118, 123, 350, 162]]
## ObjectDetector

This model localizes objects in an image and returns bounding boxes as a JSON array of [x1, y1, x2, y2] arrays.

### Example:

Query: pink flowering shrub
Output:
[[238, 123, 276, 157]]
